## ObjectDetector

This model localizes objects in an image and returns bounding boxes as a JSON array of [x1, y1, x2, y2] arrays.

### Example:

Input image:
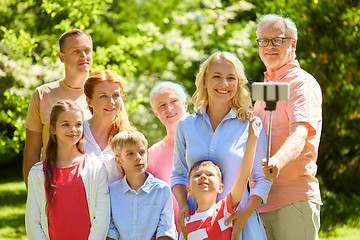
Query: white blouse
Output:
[[83, 120, 123, 184]]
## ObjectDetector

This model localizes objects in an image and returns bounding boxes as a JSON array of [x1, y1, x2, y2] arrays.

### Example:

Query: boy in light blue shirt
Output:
[[107, 130, 177, 240]]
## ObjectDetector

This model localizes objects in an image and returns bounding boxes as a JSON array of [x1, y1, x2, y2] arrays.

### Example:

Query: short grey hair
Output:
[[149, 81, 188, 108], [256, 14, 298, 40]]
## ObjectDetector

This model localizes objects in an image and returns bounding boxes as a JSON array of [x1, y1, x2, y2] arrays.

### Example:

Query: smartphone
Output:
[[252, 82, 289, 101]]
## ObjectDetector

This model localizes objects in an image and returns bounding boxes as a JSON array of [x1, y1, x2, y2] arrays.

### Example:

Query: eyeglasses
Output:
[[256, 37, 293, 47]]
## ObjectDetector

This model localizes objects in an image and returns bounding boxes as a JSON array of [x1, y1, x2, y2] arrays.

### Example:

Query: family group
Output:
[[23, 13, 322, 240]]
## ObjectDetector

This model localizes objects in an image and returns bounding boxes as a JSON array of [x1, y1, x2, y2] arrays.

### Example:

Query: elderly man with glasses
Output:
[[253, 14, 322, 240]]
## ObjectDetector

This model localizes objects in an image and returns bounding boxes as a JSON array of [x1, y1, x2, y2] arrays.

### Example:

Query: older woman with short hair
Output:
[[147, 81, 188, 237]]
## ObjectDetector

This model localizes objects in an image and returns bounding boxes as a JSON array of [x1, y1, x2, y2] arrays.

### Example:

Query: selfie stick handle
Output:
[[266, 110, 273, 165], [264, 84, 278, 166]]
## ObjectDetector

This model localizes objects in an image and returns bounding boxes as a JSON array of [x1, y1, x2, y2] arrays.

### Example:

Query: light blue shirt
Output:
[[108, 173, 177, 240], [170, 108, 272, 240]]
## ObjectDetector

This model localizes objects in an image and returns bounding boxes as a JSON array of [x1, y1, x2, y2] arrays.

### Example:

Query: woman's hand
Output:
[[225, 195, 263, 240], [177, 203, 190, 239], [225, 207, 252, 240]]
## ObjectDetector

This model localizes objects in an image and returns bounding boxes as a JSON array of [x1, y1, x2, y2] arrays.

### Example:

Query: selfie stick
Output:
[[252, 82, 289, 171], [264, 87, 278, 168]]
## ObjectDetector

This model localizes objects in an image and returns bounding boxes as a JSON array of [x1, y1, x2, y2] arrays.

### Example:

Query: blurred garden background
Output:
[[0, 0, 359, 239]]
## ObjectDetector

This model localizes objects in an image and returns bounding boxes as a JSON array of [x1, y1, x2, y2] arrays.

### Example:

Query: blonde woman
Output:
[[170, 51, 272, 240]]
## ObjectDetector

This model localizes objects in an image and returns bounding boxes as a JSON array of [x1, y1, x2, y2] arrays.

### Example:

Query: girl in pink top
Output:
[[147, 81, 188, 236], [25, 100, 110, 240]]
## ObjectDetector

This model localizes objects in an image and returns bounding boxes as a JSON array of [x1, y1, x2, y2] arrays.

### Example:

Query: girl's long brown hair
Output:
[[84, 69, 132, 143], [44, 100, 85, 215]]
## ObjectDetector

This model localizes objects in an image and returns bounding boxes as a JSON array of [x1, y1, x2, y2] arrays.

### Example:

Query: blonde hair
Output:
[[192, 51, 252, 121], [110, 130, 148, 157]]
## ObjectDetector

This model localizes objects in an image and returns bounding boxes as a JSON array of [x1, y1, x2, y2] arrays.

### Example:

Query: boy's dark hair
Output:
[[59, 29, 92, 52], [188, 160, 223, 184]]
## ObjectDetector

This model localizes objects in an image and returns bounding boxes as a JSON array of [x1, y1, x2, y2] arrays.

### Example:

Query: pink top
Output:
[[254, 60, 322, 213], [147, 140, 174, 183], [147, 140, 180, 236], [45, 156, 91, 240]]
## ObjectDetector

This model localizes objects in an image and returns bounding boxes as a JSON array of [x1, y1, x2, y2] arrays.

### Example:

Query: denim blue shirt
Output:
[[108, 173, 177, 240], [170, 108, 272, 240]]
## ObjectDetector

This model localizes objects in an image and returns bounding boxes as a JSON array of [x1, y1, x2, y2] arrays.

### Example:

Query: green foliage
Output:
[[88, 0, 259, 144], [0, 92, 28, 161], [304, 1, 360, 196], [319, 177, 360, 231], [0, 30, 63, 165]]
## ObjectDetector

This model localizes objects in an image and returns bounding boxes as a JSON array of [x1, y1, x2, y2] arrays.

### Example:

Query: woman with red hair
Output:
[[84, 69, 132, 184]]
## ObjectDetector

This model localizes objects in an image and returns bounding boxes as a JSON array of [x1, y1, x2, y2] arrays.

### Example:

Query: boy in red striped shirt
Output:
[[185, 113, 260, 240]]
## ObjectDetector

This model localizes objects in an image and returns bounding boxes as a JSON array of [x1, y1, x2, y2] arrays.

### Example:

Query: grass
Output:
[[0, 180, 27, 240], [319, 225, 360, 240], [0, 180, 359, 240]]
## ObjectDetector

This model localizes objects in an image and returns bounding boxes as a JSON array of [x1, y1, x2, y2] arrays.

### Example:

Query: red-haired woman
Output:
[[84, 69, 132, 184]]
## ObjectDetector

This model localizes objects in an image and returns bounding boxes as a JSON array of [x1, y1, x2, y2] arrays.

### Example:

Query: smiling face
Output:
[[257, 21, 296, 74], [152, 88, 187, 128], [116, 142, 148, 176], [87, 81, 122, 121], [204, 59, 238, 108], [52, 110, 83, 147], [188, 162, 224, 198], [58, 33, 93, 75]]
